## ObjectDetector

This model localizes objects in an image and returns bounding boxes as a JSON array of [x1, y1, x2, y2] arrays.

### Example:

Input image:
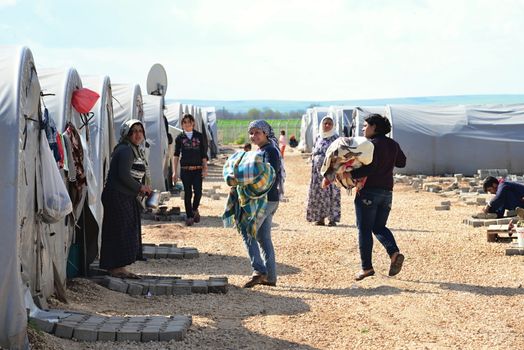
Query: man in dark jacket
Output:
[[482, 176, 524, 218]]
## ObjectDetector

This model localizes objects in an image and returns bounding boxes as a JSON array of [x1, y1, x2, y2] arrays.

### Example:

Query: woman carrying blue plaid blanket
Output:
[[226, 120, 285, 288]]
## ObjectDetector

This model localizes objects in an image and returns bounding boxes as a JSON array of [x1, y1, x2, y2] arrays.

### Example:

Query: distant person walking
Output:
[[348, 114, 406, 281], [172, 113, 208, 226], [306, 115, 341, 226], [279, 130, 287, 157]]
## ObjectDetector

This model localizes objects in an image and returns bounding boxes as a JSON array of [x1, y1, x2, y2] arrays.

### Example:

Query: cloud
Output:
[[0, 0, 16, 8]]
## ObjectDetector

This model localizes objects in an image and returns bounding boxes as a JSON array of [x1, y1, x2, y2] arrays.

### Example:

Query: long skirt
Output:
[[99, 188, 141, 270], [306, 165, 341, 222]]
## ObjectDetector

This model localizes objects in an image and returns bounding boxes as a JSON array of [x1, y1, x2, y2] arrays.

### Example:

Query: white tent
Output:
[[81, 75, 116, 255], [39, 67, 96, 287], [112, 83, 144, 142], [387, 104, 524, 175], [0, 45, 38, 350], [202, 107, 219, 157], [165, 102, 183, 128], [298, 111, 313, 152], [352, 106, 386, 136], [329, 106, 353, 137], [143, 95, 169, 191]]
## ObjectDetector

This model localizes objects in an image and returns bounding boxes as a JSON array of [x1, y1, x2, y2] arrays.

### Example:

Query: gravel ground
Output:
[[32, 146, 524, 349]]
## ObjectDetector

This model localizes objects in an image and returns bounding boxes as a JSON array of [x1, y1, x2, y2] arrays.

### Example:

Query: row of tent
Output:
[[298, 104, 524, 175], [0, 46, 218, 349]]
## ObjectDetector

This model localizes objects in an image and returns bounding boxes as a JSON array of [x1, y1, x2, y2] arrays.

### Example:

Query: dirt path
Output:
[[37, 146, 524, 349]]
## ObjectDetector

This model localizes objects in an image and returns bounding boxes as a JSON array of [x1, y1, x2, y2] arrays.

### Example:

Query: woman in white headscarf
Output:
[[99, 119, 152, 279], [306, 115, 341, 226]]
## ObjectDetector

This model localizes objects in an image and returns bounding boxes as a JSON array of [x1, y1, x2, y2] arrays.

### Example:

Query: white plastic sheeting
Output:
[[143, 95, 169, 191], [39, 67, 92, 288], [351, 106, 386, 137], [310, 107, 331, 142], [0, 45, 35, 350], [298, 111, 313, 152], [112, 83, 144, 142], [81, 75, 116, 244], [386, 104, 524, 175], [329, 106, 353, 137], [165, 102, 183, 128], [202, 107, 219, 157]]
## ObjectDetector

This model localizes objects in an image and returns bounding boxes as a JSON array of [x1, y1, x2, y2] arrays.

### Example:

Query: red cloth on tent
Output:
[[71, 88, 100, 114]]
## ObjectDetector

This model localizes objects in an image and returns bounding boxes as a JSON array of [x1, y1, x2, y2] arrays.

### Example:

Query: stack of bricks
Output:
[[142, 243, 199, 259], [97, 275, 228, 296], [31, 313, 192, 342]]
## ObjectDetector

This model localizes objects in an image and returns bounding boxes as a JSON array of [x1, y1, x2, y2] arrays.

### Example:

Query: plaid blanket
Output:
[[222, 151, 275, 238]]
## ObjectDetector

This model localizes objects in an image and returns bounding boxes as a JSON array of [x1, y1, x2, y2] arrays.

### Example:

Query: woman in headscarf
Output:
[[239, 119, 285, 288], [99, 119, 152, 279], [306, 115, 341, 226]]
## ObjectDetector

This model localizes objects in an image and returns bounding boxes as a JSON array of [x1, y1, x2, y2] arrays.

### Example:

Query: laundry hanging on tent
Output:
[[63, 122, 86, 212]]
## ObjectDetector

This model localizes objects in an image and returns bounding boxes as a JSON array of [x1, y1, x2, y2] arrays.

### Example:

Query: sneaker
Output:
[[193, 210, 200, 223], [185, 217, 194, 226], [242, 274, 266, 288], [328, 221, 337, 226]]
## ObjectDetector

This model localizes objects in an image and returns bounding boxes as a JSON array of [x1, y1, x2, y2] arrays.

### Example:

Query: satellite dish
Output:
[[147, 63, 168, 96]]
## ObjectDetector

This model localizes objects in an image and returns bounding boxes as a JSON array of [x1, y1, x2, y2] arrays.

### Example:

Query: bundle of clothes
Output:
[[320, 136, 374, 192]]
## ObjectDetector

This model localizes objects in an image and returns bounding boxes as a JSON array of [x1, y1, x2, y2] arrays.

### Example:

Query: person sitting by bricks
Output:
[[482, 176, 524, 218]]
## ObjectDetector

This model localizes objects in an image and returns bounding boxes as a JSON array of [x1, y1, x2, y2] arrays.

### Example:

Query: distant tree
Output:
[[246, 108, 261, 119]]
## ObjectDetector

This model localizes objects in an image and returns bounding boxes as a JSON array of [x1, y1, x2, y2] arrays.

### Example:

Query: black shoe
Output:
[[388, 253, 405, 277], [242, 275, 266, 288], [315, 220, 325, 226], [328, 221, 337, 226], [193, 210, 200, 223]]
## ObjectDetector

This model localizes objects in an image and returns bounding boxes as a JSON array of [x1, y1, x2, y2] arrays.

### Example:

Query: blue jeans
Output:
[[241, 201, 279, 283], [354, 188, 399, 270]]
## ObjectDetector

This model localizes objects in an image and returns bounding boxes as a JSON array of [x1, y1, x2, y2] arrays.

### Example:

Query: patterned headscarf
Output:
[[248, 119, 286, 199], [116, 119, 151, 186]]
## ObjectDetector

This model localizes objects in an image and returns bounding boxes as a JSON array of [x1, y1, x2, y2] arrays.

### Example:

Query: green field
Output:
[[217, 119, 301, 144]]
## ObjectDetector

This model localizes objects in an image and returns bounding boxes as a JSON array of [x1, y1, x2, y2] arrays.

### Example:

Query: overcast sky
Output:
[[1, 0, 523, 101]]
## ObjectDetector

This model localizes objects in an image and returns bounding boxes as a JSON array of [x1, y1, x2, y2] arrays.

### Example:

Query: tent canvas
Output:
[[39, 67, 96, 286], [386, 104, 524, 175], [143, 94, 169, 191], [298, 111, 313, 152], [165, 102, 183, 128], [112, 83, 144, 142], [81, 75, 116, 255], [0, 45, 38, 350], [202, 107, 219, 158], [352, 106, 386, 137]]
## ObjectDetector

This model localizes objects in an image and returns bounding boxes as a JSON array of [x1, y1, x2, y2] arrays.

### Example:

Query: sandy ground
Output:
[[32, 146, 524, 350]]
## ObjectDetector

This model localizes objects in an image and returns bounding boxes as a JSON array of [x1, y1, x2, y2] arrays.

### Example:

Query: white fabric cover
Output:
[[81, 75, 116, 243], [143, 95, 169, 191], [112, 83, 144, 142], [352, 106, 386, 136], [298, 112, 313, 152], [39, 67, 90, 289], [165, 102, 183, 128], [311, 107, 331, 142], [202, 107, 219, 157], [0, 45, 35, 350], [386, 104, 524, 175], [330, 106, 353, 137]]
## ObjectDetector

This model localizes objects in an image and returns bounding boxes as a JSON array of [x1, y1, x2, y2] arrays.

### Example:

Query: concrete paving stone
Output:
[[127, 282, 144, 296], [97, 329, 116, 341], [167, 251, 184, 259], [141, 328, 160, 342], [142, 243, 156, 247], [435, 205, 450, 211], [62, 313, 89, 323], [73, 327, 98, 342], [172, 284, 192, 295], [209, 276, 228, 283], [496, 217, 515, 225], [159, 243, 176, 247], [155, 284, 168, 295], [117, 330, 142, 342], [440, 201, 451, 206], [54, 323, 75, 339], [158, 328, 185, 341], [208, 281, 228, 293], [30, 318, 56, 333], [183, 249, 199, 258], [106, 277, 129, 293], [155, 247, 170, 258], [83, 316, 107, 324], [191, 281, 209, 294]]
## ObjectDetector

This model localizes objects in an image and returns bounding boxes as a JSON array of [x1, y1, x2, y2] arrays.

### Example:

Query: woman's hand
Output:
[[202, 165, 208, 178], [171, 172, 178, 184], [140, 185, 152, 195]]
